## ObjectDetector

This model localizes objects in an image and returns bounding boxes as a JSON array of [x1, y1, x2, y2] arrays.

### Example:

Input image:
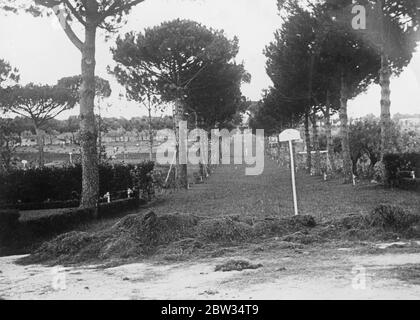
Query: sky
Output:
[[0, 0, 419, 120]]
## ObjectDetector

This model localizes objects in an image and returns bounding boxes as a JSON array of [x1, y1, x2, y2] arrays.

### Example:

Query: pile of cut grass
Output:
[[215, 259, 263, 272], [18, 212, 317, 265], [318, 204, 420, 241], [19, 212, 199, 265], [18, 205, 420, 266]]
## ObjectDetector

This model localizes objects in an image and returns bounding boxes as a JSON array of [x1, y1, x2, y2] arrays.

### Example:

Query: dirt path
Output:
[[1, 242, 420, 299]]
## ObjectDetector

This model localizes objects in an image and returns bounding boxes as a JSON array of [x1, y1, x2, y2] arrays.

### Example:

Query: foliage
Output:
[[383, 152, 420, 186], [248, 89, 300, 135], [349, 116, 402, 166], [346, 0, 420, 75], [111, 19, 249, 129], [57, 75, 112, 100], [0, 118, 20, 172], [0, 58, 19, 87], [183, 60, 250, 130], [1, 0, 151, 207], [129, 161, 157, 200], [1, 83, 77, 128], [1, 0, 148, 33], [263, 4, 315, 128], [348, 116, 420, 178], [373, 160, 387, 183], [0, 161, 154, 204]]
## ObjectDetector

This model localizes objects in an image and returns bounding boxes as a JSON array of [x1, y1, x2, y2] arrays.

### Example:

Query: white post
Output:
[[105, 192, 111, 203], [289, 140, 298, 216]]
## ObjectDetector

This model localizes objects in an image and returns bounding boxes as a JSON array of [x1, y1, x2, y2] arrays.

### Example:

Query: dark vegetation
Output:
[[0, 161, 154, 205], [383, 153, 420, 190], [0, 161, 156, 256]]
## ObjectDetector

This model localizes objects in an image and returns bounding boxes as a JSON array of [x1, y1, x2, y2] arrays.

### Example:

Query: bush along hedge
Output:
[[0, 161, 155, 207], [383, 153, 420, 190]]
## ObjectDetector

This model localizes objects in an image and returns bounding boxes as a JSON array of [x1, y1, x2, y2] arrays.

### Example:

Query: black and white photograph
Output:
[[1, 0, 420, 304]]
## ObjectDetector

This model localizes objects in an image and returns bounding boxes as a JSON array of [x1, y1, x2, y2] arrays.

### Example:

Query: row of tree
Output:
[[250, 0, 420, 183], [1, 1, 249, 208]]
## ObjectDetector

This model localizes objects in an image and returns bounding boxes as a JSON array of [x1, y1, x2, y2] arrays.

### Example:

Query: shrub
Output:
[[383, 153, 420, 188], [373, 160, 386, 183], [130, 161, 155, 200], [0, 161, 154, 206]]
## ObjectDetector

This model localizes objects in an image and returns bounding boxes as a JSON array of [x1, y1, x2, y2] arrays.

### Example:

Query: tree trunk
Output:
[[305, 54, 315, 174], [97, 113, 102, 163], [339, 76, 353, 184], [379, 54, 392, 160], [311, 112, 321, 176], [35, 126, 45, 167], [79, 25, 99, 208], [304, 111, 312, 174], [174, 99, 188, 189], [148, 105, 153, 161], [325, 90, 335, 173]]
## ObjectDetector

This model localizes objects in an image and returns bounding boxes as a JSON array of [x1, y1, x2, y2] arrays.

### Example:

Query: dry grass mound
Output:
[[318, 204, 420, 241], [19, 211, 199, 265], [196, 217, 253, 244], [253, 215, 316, 237], [368, 205, 420, 232], [280, 231, 321, 244], [18, 231, 98, 265], [215, 259, 263, 272]]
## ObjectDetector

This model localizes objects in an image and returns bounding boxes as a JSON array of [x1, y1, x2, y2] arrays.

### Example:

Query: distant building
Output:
[[399, 118, 420, 132], [57, 132, 76, 145], [156, 129, 173, 142], [19, 131, 37, 147]]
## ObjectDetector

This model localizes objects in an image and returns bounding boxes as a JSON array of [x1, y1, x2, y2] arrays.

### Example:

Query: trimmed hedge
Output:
[[383, 153, 420, 190], [0, 161, 154, 206]]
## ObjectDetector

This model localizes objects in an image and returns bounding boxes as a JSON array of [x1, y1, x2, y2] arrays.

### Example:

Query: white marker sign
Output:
[[279, 129, 301, 216]]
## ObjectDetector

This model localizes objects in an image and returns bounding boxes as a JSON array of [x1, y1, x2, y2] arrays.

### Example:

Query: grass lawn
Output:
[[147, 158, 419, 220]]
